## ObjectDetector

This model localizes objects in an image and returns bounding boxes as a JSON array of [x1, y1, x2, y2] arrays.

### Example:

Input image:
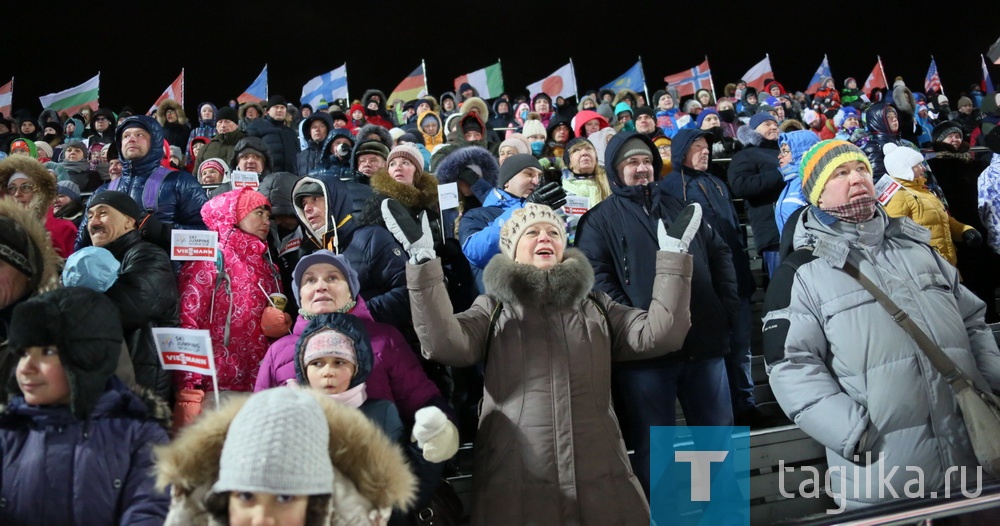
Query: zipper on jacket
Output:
[[621, 236, 630, 285]]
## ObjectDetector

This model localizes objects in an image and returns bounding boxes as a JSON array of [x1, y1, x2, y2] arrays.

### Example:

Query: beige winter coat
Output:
[[407, 248, 693, 525]]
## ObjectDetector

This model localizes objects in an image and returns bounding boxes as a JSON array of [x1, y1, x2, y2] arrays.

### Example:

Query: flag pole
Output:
[[344, 62, 350, 103], [877, 55, 887, 88], [498, 58, 504, 98], [569, 58, 579, 99], [705, 55, 717, 102], [181, 68, 185, 107], [264, 64, 269, 101], [421, 59, 429, 97], [638, 56, 650, 106]]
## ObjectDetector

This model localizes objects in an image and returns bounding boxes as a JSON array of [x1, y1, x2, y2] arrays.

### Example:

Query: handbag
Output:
[[410, 478, 464, 526], [842, 260, 1000, 477]]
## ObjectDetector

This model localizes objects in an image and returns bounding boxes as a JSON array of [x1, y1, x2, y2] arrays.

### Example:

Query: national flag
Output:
[[527, 62, 577, 99], [862, 58, 887, 96], [602, 60, 645, 94], [454, 62, 504, 99], [149, 70, 184, 114], [741, 55, 773, 91], [982, 55, 995, 94], [924, 57, 943, 94], [39, 73, 99, 117], [302, 64, 349, 109], [662, 59, 713, 98], [805, 55, 832, 95], [238, 66, 268, 104], [0, 78, 11, 118], [388, 64, 426, 106]]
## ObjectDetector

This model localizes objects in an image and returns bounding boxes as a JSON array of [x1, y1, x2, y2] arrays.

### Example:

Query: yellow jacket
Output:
[[417, 111, 443, 150], [883, 177, 971, 266]]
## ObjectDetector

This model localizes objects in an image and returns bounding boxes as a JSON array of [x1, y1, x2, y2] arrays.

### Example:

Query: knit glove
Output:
[[457, 168, 480, 186], [381, 199, 436, 264], [171, 388, 204, 434], [261, 306, 292, 338], [963, 228, 983, 248], [657, 203, 703, 253], [411, 406, 459, 463], [525, 181, 568, 210]]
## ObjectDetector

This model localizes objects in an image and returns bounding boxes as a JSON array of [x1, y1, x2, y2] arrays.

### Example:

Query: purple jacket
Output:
[[254, 298, 442, 423]]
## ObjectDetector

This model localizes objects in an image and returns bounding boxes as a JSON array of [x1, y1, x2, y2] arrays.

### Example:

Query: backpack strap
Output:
[[141, 166, 174, 212]]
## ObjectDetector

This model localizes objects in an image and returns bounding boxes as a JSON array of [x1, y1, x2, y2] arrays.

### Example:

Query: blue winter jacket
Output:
[[576, 131, 739, 363], [75, 115, 208, 250], [458, 187, 524, 283], [0, 377, 170, 525]]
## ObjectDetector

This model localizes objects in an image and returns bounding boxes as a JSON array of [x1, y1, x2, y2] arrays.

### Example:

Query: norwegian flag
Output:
[[663, 58, 713, 98], [924, 57, 943, 94], [149, 70, 184, 114]]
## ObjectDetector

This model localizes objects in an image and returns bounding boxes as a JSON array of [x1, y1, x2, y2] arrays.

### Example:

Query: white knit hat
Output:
[[499, 203, 566, 260], [882, 143, 924, 181], [212, 387, 334, 496], [521, 118, 546, 139]]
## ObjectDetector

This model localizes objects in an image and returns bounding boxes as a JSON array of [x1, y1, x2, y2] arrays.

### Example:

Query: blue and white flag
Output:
[[301, 64, 348, 108], [602, 60, 645, 94]]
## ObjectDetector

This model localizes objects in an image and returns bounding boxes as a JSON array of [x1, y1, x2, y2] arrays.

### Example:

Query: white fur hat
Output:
[[883, 143, 925, 181]]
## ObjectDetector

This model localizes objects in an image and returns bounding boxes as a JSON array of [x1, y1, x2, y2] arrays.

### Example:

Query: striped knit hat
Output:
[[799, 140, 872, 206]]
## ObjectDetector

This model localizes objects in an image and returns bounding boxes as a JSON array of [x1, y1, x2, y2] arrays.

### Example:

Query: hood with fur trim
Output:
[[736, 124, 769, 147], [482, 248, 594, 309], [238, 102, 265, 122], [459, 97, 489, 122], [434, 145, 499, 187], [0, 155, 57, 220], [155, 99, 190, 127], [368, 169, 439, 211], [361, 89, 388, 113], [355, 123, 394, 150], [612, 89, 639, 109], [0, 198, 61, 294], [154, 388, 416, 526]]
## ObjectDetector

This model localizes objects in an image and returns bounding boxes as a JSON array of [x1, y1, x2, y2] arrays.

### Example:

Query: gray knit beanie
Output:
[[613, 137, 653, 169], [212, 387, 334, 496]]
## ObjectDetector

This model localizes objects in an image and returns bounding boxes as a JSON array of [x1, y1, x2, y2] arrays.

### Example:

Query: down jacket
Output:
[[882, 177, 972, 266], [763, 206, 1000, 510], [406, 248, 693, 525], [75, 115, 209, 250], [727, 125, 784, 253], [246, 114, 299, 174], [254, 297, 443, 424], [0, 378, 170, 525], [176, 187, 283, 392]]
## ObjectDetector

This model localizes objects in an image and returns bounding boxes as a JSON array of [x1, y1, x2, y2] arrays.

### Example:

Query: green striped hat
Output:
[[799, 140, 872, 206]]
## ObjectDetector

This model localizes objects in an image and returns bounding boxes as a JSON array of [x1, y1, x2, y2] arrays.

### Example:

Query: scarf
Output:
[[820, 195, 877, 223]]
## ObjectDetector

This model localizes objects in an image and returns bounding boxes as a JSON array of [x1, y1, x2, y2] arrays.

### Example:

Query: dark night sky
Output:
[[4, 1, 999, 117]]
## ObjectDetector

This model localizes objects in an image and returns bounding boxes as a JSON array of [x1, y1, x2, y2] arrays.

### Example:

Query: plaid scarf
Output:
[[820, 195, 877, 223]]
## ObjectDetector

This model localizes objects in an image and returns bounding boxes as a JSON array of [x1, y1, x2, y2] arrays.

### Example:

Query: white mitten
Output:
[[381, 199, 436, 264], [411, 406, 459, 463], [658, 202, 703, 253]]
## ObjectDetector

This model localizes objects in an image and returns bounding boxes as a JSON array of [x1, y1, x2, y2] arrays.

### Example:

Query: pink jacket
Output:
[[254, 297, 442, 423], [176, 188, 282, 392]]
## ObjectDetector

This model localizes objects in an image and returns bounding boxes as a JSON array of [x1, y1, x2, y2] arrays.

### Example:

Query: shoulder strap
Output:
[[141, 166, 174, 212], [841, 260, 972, 391]]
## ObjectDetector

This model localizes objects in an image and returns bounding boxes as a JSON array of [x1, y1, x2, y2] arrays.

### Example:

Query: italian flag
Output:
[[39, 73, 99, 117], [454, 62, 504, 99]]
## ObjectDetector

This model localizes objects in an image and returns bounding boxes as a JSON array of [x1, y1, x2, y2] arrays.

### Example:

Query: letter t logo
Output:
[[675, 450, 729, 501]]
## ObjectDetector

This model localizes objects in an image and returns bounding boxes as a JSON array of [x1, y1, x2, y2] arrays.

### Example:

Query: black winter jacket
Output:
[[247, 115, 300, 174], [727, 125, 784, 252]]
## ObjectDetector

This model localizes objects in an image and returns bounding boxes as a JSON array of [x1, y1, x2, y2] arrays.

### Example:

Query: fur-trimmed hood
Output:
[[155, 99, 190, 127], [361, 89, 388, 113], [434, 145, 499, 187], [482, 248, 595, 309], [238, 102, 265, 122], [368, 169, 439, 210], [0, 155, 57, 219], [154, 389, 416, 526], [737, 124, 768, 146], [0, 197, 61, 294], [612, 89, 639, 108], [459, 97, 489, 123], [355, 123, 394, 149]]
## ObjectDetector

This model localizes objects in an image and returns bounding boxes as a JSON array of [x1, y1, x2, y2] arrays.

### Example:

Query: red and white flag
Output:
[[0, 78, 11, 117], [663, 59, 713, 98], [527, 62, 577, 99], [149, 70, 184, 114], [741, 55, 773, 91], [862, 58, 888, 96]]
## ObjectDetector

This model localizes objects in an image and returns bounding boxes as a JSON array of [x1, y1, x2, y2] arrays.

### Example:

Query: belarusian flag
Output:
[[39, 73, 99, 116], [454, 62, 504, 99]]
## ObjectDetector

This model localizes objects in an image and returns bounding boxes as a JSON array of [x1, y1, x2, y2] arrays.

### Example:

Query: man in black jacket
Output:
[[576, 131, 739, 497], [246, 95, 299, 175], [82, 190, 179, 399], [728, 112, 783, 278]]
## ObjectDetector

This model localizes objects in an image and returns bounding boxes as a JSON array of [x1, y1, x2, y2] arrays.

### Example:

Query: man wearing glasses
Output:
[[86, 108, 117, 148]]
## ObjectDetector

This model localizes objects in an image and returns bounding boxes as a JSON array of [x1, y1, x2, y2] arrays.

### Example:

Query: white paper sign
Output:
[[170, 230, 219, 261], [874, 175, 902, 205], [152, 327, 217, 376], [562, 195, 590, 216], [439, 182, 459, 210], [231, 170, 260, 189]]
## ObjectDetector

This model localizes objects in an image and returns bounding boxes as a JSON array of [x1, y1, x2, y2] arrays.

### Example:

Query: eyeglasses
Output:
[[6, 183, 35, 194]]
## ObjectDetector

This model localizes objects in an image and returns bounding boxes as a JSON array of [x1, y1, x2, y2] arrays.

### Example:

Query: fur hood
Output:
[[433, 145, 499, 187], [155, 389, 416, 526], [361, 89, 387, 112], [482, 248, 595, 310], [459, 97, 489, 122], [355, 124, 394, 149], [238, 102, 265, 122], [0, 198, 61, 293], [0, 155, 57, 220], [612, 89, 639, 108], [368, 169, 439, 210], [737, 124, 767, 146], [155, 99, 190, 126]]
